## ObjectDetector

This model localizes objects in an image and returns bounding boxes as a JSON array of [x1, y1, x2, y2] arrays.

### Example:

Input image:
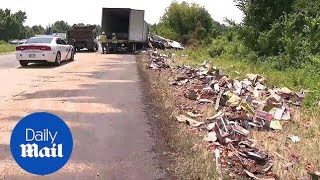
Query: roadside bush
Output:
[[155, 23, 180, 41], [237, 12, 320, 69], [208, 36, 252, 60], [0, 40, 7, 45], [208, 38, 226, 57]]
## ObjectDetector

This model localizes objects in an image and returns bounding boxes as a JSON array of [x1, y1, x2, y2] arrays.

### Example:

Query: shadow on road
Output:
[[75, 50, 97, 53], [17, 60, 73, 69]]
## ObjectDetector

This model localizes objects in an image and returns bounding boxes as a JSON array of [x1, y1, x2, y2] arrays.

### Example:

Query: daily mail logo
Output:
[[10, 112, 73, 175], [20, 129, 63, 158]]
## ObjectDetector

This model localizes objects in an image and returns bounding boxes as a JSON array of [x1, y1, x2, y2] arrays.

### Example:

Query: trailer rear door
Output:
[[129, 10, 145, 42]]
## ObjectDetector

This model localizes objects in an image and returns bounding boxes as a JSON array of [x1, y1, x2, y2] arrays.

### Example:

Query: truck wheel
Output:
[[20, 61, 28, 67], [128, 43, 134, 53]]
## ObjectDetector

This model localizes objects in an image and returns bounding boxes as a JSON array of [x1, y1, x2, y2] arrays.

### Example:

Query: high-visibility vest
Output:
[[100, 35, 107, 43], [112, 36, 118, 43]]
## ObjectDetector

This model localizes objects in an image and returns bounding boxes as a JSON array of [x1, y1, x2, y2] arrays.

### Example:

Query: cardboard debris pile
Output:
[[146, 51, 171, 69], [146, 50, 306, 179]]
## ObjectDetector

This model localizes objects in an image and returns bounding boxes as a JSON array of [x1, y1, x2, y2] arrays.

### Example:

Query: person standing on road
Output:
[[100, 32, 108, 54], [111, 33, 118, 53], [72, 39, 76, 54]]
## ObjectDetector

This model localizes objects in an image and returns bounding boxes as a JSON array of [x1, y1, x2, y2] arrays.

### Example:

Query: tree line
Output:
[[0, 8, 101, 42]]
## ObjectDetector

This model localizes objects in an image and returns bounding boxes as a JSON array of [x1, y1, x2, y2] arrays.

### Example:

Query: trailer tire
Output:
[[128, 43, 135, 53]]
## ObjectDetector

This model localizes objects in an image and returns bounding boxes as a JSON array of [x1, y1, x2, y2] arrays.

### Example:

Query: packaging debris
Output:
[[309, 171, 320, 179], [288, 135, 301, 143], [204, 132, 218, 142], [207, 111, 224, 121], [187, 112, 203, 118], [146, 50, 306, 179], [176, 115, 204, 127]]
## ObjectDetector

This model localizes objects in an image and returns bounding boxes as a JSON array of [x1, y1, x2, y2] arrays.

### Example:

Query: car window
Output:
[[60, 39, 67, 45], [26, 37, 53, 44], [56, 39, 62, 45]]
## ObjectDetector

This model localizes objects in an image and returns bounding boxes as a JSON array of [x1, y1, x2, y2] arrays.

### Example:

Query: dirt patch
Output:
[[137, 55, 217, 180]]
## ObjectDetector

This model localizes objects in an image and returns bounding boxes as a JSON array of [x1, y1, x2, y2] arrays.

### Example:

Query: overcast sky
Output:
[[1, 0, 243, 27]]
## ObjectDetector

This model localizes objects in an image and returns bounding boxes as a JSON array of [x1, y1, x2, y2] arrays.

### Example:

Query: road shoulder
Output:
[[137, 55, 217, 179]]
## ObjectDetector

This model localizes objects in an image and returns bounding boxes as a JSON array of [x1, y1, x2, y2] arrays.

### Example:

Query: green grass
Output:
[[0, 44, 15, 54]]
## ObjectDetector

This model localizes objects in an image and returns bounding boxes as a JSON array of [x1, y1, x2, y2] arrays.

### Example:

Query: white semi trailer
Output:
[[101, 8, 149, 53]]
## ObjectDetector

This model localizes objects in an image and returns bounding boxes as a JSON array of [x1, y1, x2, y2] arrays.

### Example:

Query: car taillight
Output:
[[16, 46, 51, 51], [39, 46, 51, 51], [16, 46, 25, 51]]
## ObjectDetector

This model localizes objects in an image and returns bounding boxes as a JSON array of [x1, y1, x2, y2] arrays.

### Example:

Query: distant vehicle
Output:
[[52, 33, 67, 41], [10, 39, 19, 45], [15, 36, 74, 67], [67, 25, 98, 52], [18, 39, 27, 45], [101, 8, 149, 53]]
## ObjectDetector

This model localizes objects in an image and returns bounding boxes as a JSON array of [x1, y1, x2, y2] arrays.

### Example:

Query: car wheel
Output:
[[70, 51, 74, 61], [20, 61, 28, 67], [54, 52, 61, 66]]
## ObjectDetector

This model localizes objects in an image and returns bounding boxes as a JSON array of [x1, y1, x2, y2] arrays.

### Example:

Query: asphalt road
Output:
[[0, 53, 19, 69], [0, 53, 166, 179]]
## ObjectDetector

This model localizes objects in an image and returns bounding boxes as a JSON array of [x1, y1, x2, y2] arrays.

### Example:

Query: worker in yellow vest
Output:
[[111, 33, 118, 53], [100, 32, 108, 54]]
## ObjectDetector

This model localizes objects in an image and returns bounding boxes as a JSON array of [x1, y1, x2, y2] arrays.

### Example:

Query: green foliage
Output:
[[153, 23, 180, 40], [294, 0, 320, 17], [50, 21, 70, 33], [255, 13, 320, 68], [207, 36, 251, 60], [233, 0, 320, 68], [24, 26, 35, 38], [208, 38, 227, 57], [31, 25, 45, 35], [153, 1, 219, 45], [161, 1, 213, 37], [0, 9, 27, 41], [0, 8, 73, 40], [235, 0, 295, 32]]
